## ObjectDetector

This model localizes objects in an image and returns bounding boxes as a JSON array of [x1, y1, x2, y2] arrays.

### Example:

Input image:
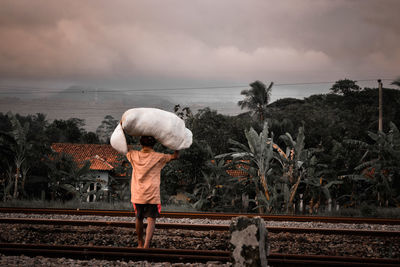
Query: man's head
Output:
[[140, 136, 157, 147]]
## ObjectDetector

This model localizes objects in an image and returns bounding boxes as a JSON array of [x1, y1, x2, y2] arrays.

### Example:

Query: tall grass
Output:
[[0, 199, 131, 210], [0, 199, 198, 213], [1, 199, 399, 218]]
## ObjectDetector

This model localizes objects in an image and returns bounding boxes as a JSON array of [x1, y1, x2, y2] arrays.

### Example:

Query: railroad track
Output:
[[1, 243, 399, 266], [0, 243, 229, 263], [1, 207, 400, 225], [1, 208, 399, 265], [1, 217, 399, 237]]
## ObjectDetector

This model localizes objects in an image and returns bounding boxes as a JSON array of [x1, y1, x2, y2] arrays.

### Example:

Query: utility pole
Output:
[[378, 79, 383, 132]]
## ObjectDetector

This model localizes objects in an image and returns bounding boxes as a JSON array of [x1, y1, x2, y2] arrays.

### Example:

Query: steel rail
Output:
[[0, 243, 399, 266], [267, 253, 400, 267], [1, 217, 399, 237], [0, 243, 230, 263], [1, 207, 400, 225]]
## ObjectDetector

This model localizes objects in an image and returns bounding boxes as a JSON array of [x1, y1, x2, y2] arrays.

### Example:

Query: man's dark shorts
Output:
[[133, 203, 161, 220]]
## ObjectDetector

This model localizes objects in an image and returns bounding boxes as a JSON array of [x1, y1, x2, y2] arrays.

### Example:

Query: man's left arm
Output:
[[171, 150, 179, 160]]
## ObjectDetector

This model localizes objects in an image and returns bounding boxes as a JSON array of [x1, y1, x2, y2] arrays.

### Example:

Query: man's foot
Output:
[[137, 238, 144, 248]]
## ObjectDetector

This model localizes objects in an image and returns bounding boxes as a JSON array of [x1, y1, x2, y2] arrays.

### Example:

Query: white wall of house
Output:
[[92, 170, 109, 185], [87, 170, 109, 202]]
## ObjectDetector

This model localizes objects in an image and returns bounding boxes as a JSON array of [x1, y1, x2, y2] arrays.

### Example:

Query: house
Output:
[[51, 143, 129, 202], [226, 160, 249, 181]]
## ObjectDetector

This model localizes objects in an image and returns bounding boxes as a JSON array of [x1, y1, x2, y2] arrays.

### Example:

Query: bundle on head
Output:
[[110, 108, 193, 154]]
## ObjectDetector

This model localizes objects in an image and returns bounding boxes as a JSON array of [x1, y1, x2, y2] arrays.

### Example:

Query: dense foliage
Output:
[[0, 80, 399, 216]]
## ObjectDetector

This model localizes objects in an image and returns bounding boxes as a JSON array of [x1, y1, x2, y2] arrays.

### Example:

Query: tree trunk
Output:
[[253, 178, 263, 213], [21, 167, 28, 197], [13, 168, 19, 199], [288, 175, 301, 210]]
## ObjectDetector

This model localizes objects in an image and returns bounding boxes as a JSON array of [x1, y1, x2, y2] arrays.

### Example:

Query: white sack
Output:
[[110, 123, 129, 154], [110, 108, 192, 154]]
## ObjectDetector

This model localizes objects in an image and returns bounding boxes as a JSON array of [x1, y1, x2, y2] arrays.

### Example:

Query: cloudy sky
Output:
[[0, 0, 399, 104]]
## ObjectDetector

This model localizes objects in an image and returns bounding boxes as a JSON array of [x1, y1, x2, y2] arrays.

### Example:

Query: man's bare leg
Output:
[[136, 218, 144, 248], [144, 217, 156, 248]]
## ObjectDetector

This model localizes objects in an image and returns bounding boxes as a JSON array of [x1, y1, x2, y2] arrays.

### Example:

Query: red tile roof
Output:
[[211, 160, 250, 179], [51, 143, 124, 171], [226, 160, 249, 179], [226, 169, 248, 178]]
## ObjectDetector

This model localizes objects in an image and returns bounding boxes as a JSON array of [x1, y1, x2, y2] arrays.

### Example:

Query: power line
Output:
[[0, 78, 395, 95], [274, 78, 394, 86]]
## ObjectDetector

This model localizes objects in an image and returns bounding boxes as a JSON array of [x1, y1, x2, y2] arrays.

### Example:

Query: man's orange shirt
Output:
[[126, 149, 174, 204]]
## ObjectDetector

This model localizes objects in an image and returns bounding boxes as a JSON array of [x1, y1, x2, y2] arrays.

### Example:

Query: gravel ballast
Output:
[[1, 212, 399, 266]]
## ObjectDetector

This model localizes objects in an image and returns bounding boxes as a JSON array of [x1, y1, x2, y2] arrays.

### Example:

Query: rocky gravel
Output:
[[0, 255, 229, 267], [3, 212, 400, 231], [1, 224, 229, 250], [1, 213, 399, 266]]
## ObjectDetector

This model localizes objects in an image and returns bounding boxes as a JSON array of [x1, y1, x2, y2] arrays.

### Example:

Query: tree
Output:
[[174, 105, 192, 121], [46, 118, 87, 143], [187, 108, 251, 155], [24, 113, 52, 184], [391, 77, 400, 87], [238, 80, 273, 123], [96, 115, 119, 143], [45, 152, 92, 201], [0, 131, 16, 201], [161, 139, 213, 198], [6, 112, 32, 199], [82, 132, 100, 144], [330, 79, 361, 95], [0, 113, 53, 200]]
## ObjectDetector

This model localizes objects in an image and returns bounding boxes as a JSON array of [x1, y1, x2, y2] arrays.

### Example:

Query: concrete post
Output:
[[229, 216, 268, 267]]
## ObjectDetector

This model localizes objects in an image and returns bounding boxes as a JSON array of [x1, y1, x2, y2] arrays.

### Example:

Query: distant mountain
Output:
[[0, 85, 243, 132], [0, 86, 176, 132], [49, 85, 175, 107]]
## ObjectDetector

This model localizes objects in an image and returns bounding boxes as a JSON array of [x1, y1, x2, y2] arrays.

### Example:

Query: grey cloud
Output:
[[0, 0, 398, 92]]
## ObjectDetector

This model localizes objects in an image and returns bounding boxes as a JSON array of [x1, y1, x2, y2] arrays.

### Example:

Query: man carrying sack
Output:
[[126, 136, 179, 248], [110, 108, 192, 248]]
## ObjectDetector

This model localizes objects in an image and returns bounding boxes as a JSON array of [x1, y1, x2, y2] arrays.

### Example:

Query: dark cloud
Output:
[[0, 0, 398, 100]]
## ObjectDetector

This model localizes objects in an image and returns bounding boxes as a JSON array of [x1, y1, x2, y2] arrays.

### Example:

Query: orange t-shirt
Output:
[[126, 149, 174, 204]]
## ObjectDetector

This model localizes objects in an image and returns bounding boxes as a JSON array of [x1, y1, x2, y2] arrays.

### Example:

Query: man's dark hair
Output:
[[140, 136, 157, 147]]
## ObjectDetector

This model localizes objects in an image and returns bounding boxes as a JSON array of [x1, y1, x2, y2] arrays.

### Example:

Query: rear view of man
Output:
[[126, 136, 179, 248]]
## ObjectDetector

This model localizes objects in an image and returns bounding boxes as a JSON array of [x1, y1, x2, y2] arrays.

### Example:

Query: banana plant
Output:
[[193, 159, 235, 211], [217, 122, 275, 213], [301, 155, 342, 213], [272, 126, 307, 211], [1, 166, 14, 201], [343, 122, 400, 207]]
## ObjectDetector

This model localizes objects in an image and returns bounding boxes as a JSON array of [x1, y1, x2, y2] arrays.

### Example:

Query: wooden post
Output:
[[378, 79, 383, 132]]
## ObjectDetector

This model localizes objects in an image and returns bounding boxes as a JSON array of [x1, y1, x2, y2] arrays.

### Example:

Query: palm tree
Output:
[[238, 80, 273, 123], [6, 112, 31, 199]]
